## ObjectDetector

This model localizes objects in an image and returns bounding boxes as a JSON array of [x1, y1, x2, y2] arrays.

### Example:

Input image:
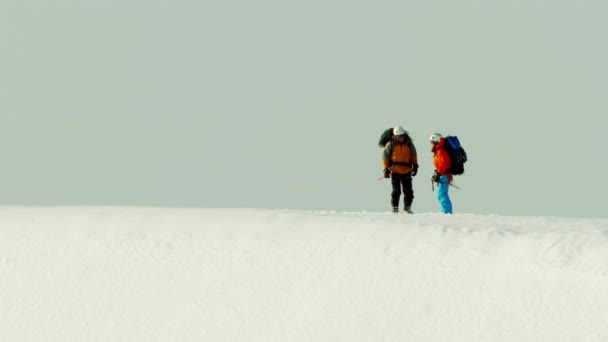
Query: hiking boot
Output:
[[405, 206, 413, 214], [392, 207, 399, 213]]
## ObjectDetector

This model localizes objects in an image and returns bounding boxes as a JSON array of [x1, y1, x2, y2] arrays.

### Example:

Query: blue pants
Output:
[[437, 175, 453, 214]]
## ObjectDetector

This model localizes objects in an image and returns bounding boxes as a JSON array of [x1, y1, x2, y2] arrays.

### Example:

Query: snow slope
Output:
[[1, 207, 607, 341]]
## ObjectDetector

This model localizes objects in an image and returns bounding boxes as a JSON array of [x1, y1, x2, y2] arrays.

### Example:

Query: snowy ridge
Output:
[[1, 207, 607, 341]]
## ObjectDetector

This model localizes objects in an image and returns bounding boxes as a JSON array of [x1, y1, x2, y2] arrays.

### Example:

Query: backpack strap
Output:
[[382, 141, 394, 167]]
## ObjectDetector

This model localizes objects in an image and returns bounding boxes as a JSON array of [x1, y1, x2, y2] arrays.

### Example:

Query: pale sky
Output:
[[1, 0, 606, 218]]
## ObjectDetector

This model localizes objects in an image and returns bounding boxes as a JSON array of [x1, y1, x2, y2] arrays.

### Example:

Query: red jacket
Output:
[[433, 138, 452, 176]]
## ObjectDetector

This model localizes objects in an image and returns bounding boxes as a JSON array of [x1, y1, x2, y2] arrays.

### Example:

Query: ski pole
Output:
[[450, 183, 460, 189]]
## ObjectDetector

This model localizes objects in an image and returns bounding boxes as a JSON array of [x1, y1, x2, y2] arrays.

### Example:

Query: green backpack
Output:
[[378, 128, 394, 148]]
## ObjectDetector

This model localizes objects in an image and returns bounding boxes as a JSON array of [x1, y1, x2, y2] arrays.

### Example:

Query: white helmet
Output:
[[393, 126, 406, 136], [429, 133, 442, 143]]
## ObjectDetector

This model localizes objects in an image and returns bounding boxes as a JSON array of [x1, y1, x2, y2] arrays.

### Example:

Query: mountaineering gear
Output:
[[432, 135, 454, 214], [411, 163, 419, 177], [432, 138, 452, 176], [393, 126, 406, 136], [430, 133, 442, 144], [391, 173, 414, 210], [382, 134, 418, 175], [443, 136, 467, 175], [379, 126, 409, 149], [437, 175, 453, 214], [378, 128, 395, 147], [431, 171, 440, 183], [381, 126, 418, 213]]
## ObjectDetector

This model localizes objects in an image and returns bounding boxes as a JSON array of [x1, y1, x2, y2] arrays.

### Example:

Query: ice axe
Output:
[[377, 171, 391, 180]]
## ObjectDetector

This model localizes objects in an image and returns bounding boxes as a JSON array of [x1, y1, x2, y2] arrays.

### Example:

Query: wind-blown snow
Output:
[[1, 207, 607, 341]]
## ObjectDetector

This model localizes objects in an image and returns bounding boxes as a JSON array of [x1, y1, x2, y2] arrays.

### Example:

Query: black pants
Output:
[[391, 172, 414, 208]]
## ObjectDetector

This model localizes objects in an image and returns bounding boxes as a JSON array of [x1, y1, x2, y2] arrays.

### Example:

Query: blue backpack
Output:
[[444, 136, 467, 175]]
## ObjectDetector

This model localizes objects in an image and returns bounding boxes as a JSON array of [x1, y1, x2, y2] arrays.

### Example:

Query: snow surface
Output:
[[1, 206, 607, 341]]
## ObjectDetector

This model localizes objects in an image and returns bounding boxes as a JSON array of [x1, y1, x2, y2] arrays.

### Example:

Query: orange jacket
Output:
[[382, 138, 418, 175], [433, 138, 452, 175]]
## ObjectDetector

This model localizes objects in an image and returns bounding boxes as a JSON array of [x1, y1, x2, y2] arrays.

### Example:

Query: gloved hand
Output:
[[431, 171, 440, 183], [383, 169, 391, 178], [411, 164, 419, 177]]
